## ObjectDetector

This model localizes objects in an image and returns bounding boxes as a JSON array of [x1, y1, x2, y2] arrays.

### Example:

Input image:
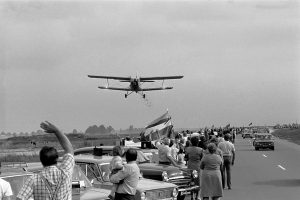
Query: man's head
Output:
[[191, 136, 199, 146], [40, 146, 58, 167], [224, 134, 231, 141], [125, 148, 137, 162]]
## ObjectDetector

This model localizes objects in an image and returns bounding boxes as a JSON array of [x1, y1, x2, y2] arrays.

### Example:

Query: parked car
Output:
[[253, 133, 275, 150], [24, 162, 111, 200], [75, 155, 179, 200], [75, 146, 199, 200], [0, 170, 33, 200]]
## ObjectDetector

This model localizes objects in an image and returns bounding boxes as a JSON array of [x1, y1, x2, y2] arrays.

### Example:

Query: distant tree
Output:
[[98, 125, 106, 133], [107, 125, 114, 133], [72, 129, 78, 134], [85, 125, 98, 134]]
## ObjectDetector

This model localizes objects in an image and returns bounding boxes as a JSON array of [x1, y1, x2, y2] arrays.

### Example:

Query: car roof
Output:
[[0, 170, 33, 178], [74, 154, 113, 164], [255, 133, 272, 135]]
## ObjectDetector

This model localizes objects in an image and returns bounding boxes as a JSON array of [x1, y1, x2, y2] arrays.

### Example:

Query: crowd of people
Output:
[[154, 128, 237, 200], [0, 122, 238, 200]]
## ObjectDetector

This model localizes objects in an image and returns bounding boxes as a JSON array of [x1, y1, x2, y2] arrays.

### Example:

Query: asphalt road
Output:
[[221, 135, 300, 200]]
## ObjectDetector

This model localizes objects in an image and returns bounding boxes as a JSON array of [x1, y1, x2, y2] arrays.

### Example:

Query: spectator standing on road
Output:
[[108, 146, 124, 200], [200, 143, 223, 200], [177, 138, 186, 166], [110, 148, 140, 200], [17, 121, 74, 200], [0, 171, 13, 200], [218, 134, 235, 190], [169, 139, 179, 161], [185, 136, 203, 200]]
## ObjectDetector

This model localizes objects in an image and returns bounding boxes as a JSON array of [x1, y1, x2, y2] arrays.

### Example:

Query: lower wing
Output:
[[141, 87, 173, 91], [98, 86, 131, 91]]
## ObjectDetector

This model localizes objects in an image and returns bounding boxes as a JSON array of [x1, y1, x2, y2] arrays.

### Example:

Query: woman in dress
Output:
[[200, 143, 223, 200], [185, 136, 203, 200]]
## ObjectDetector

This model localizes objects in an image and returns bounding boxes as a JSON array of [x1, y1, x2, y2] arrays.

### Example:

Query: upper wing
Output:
[[88, 75, 131, 81], [98, 86, 132, 91], [141, 87, 173, 91], [140, 76, 183, 81]]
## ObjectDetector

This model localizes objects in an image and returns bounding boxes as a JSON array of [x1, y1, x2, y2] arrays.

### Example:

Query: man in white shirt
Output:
[[218, 134, 235, 190], [0, 177, 13, 200]]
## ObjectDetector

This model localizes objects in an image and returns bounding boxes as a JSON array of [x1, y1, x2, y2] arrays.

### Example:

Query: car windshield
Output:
[[2, 174, 32, 200], [72, 165, 93, 188], [98, 163, 111, 182]]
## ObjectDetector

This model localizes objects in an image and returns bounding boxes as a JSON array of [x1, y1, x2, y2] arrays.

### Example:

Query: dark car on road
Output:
[[253, 133, 275, 150], [75, 146, 199, 200]]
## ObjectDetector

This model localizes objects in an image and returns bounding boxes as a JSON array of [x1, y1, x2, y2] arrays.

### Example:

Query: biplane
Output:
[[88, 74, 183, 98]]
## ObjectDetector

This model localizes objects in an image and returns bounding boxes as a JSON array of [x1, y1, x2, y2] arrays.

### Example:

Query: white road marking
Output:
[[262, 154, 267, 157], [278, 165, 286, 171]]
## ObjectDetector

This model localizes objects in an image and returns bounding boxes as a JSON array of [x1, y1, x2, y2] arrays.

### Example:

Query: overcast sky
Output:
[[1, 0, 299, 133]]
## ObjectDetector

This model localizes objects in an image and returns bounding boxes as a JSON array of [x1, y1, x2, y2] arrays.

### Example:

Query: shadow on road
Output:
[[253, 179, 300, 187]]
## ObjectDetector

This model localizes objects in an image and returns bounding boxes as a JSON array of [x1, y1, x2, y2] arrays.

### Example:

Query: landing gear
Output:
[[125, 94, 127, 98]]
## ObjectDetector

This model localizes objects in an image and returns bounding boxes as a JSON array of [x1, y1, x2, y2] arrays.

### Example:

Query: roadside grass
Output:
[[272, 128, 300, 145], [0, 132, 140, 162]]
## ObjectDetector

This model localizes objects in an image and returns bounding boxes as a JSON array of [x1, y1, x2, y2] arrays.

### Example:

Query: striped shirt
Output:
[[17, 153, 74, 200]]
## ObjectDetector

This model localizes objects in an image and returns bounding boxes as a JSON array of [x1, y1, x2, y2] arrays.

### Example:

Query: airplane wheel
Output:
[[143, 94, 145, 98], [125, 94, 127, 98]]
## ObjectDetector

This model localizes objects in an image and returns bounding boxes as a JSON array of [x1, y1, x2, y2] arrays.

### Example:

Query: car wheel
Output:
[[271, 146, 274, 150], [255, 147, 259, 151]]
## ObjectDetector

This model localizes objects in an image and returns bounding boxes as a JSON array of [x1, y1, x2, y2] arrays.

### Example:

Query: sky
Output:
[[1, 0, 300, 133]]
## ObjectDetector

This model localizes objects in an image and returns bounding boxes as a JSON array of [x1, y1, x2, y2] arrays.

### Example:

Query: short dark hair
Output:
[[224, 134, 230, 141], [126, 148, 137, 162], [39, 146, 58, 167], [191, 136, 199, 146]]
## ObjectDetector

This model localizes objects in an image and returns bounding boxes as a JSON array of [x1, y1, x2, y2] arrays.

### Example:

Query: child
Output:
[[108, 146, 124, 200]]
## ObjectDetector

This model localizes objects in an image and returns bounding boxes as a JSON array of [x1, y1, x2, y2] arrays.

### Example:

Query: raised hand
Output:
[[40, 121, 59, 133]]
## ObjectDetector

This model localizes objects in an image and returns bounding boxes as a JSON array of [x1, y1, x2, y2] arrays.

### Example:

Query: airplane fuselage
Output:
[[130, 78, 140, 92]]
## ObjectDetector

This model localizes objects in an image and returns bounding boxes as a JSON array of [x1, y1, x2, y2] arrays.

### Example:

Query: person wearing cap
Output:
[[200, 143, 223, 200], [218, 134, 235, 190]]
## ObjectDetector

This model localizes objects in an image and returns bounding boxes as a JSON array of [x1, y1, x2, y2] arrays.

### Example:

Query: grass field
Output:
[[0, 132, 141, 162], [272, 128, 300, 145]]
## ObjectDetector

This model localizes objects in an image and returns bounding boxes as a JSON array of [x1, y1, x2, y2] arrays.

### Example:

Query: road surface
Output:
[[221, 135, 300, 200]]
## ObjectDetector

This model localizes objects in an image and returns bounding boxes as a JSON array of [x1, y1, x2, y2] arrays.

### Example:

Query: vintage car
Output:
[[253, 133, 274, 150], [75, 155, 179, 200], [0, 170, 33, 200], [24, 162, 112, 200], [74, 146, 199, 200], [242, 131, 253, 139]]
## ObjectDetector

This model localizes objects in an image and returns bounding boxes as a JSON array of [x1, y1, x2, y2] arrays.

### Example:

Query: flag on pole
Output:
[[144, 111, 172, 138], [249, 122, 253, 126]]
